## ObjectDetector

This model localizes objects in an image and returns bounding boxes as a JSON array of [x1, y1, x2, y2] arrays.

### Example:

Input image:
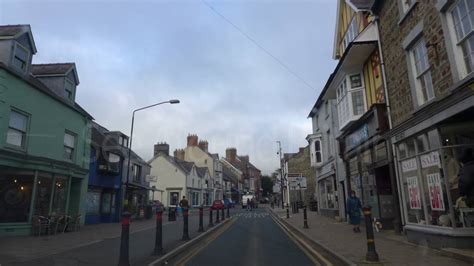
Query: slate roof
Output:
[[31, 63, 75, 76], [348, 0, 375, 10], [171, 157, 194, 174], [222, 163, 239, 183], [196, 167, 208, 178]]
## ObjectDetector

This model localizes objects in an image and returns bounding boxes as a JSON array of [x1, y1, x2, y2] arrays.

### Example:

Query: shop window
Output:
[[319, 178, 337, 209], [51, 176, 68, 214], [34, 175, 52, 216], [0, 172, 34, 222]]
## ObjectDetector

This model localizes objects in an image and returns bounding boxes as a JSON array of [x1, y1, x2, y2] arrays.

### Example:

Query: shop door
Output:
[[375, 166, 395, 219]]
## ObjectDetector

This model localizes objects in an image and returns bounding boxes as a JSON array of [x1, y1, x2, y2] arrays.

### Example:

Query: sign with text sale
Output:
[[427, 173, 445, 211], [407, 176, 421, 210]]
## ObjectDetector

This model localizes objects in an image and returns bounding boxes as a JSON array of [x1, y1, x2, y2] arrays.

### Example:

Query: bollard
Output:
[[118, 212, 131, 266], [227, 205, 230, 218], [286, 208, 290, 219], [153, 208, 163, 255], [221, 207, 225, 221], [182, 208, 190, 241], [216, 207, 220, 224], [198, 206, 204, 233], [303, 207, 309, 229], [208, 208, 214, 227], [363, 206, 379, 262]]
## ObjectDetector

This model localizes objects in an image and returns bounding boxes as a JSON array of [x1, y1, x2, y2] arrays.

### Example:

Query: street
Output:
[[177, 208, 317, 266]]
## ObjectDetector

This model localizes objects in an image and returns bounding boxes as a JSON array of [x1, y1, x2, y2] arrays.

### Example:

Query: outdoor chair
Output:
[[31, 215, 50, 236], [49, 215, 67, 235], [66, 214, 81, 232]]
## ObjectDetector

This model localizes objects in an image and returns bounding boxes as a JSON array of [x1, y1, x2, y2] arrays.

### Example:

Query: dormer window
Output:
[[12, 42, 29, 73]]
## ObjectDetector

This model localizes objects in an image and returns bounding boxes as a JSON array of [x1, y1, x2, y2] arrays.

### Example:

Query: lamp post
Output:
[[276, 141, 285, 209], [123, 99, 180, 211]]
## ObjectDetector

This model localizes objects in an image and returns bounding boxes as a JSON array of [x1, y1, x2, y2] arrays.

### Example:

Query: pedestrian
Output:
[[459, 148, 474, 208], [179, 196, 189, 209], [247, 198, 251, 211], [346, 190, 362, 233]]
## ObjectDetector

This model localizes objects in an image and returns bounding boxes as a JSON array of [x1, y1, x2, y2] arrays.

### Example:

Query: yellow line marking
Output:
[[174, 218, 237, 266], [271, 215, 333, 266]]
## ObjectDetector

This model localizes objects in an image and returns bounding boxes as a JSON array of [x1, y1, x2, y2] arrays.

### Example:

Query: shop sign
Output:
[[346, 124, 369, 150], [401, 158, 417, 173], [407, 176, 422, 210], [420, 152, 441, 169], [427, 173, 445, 211]]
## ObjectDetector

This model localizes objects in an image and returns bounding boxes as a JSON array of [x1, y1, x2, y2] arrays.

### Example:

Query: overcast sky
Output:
[[0, 0, 337, 174]]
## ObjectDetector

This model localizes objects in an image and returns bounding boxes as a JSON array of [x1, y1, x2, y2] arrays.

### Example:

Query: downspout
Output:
[[374, 16, 405, 233]]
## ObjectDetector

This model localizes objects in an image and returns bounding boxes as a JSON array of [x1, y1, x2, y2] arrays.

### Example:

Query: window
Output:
[[315, 139, 322, 164], [336, 74, 366, 128], [450, 0, 474, 76], [63, 132, 76, 160], [409, 39, 434, 105], [342, 16, 358, 51], [12, 42, 29, 72], [118, 136, 128, 147], [6, 110, 28, 149], [132, 164, 141, 182], [65, 79, 74, 100]]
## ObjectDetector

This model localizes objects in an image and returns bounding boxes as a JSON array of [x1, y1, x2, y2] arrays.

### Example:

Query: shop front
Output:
[[393, 106, 474, 248], [317, 162, 339, 218], [0, 165, 87, 236], [340, 104, 399, 229]]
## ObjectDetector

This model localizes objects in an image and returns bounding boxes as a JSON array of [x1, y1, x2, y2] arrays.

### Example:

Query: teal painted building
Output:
[[0, 25, 93, 236]]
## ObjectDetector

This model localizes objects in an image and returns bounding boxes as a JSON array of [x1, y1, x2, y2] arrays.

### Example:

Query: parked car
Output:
[[211, 200, 225, 210], [223, 198, 235, 208]]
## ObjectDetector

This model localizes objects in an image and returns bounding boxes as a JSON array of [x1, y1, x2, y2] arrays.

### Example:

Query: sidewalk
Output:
[[0, 209, 209, 264], [270, 207, 471, 265]]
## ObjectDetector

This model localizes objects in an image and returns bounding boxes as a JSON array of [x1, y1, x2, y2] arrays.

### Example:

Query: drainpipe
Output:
[[373, 16, 404, 233]]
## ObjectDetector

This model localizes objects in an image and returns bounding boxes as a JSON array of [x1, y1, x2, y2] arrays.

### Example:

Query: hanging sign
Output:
[[407, 176, 421, 210], [420, 152, 441, 168], [402, 158, 417, 173], [427, 173, 445, 211]]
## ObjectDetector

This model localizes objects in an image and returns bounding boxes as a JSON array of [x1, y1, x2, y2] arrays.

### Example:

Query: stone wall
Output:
[[378, 1, 453, 127], [287, 146, 316, 205]]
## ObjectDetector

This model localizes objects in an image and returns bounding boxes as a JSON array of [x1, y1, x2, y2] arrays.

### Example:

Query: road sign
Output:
[[145, 175, 157, 182], [288, 173, 307, 190]]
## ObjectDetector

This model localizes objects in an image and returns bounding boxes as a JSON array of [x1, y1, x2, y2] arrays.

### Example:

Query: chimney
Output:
[[154, 142, 169, 156], [198, 140, 209, 152], [226, 148, 237, 162], [240, 155, 249, 163], [174, 149, 185, 161], [299, 147, 305, 154], [187, 134, 198, 147]]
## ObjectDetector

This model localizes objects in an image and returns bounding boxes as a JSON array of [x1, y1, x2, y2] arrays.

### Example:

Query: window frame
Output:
[[132, 164, 142, 182], [5, 108, 30, 150], [64, 78, 75, 100], [314, 138, 323, 164], [63, 131, 77, 161], [11, 42, 30, 73], [408, 38, 435, 107], [336, 73, 367, 129]]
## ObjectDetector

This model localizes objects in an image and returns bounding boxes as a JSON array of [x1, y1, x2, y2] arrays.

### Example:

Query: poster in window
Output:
[[426, 173, 445, 211], [407, 176, 421, 210]]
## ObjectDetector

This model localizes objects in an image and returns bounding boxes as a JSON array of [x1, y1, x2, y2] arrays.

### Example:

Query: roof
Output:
[[347, 0, 375, 11], [172, 157, 194, 174], [0, 62, 93, 119], [31, 63, 80, 85], [196, 167, 208, 178], [222, 163, 239, 183], [0, 25, 37, 53]]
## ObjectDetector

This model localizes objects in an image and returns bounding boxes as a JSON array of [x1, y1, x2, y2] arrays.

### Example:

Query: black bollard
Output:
[[216, 207, 220, 224], [303, 207, 309, 229], [286, 208, 290, 219], [198, 206, 204, 232], [182, 208, 190, 241], [221, 207, 225, 221], [363, 206, 379, 262], [209, 208, 214, 227], [118, 212, 131, 266], [227, 206, 230, 218], [153, 207, 163, 255]]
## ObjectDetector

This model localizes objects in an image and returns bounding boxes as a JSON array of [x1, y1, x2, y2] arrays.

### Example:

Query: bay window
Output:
[[449, 0, 474, 77], [336, 73, 367, 129], [315, 139, 322, 164]]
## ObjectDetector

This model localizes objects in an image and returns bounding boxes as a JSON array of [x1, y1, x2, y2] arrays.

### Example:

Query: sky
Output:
[[0, 0, 337, 174]]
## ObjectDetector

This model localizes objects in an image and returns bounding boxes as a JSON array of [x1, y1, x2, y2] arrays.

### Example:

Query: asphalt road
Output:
[[184, 208, 315, 266]]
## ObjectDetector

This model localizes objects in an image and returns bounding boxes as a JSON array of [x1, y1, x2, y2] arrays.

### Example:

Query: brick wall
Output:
[[378, 0, 453, 127]]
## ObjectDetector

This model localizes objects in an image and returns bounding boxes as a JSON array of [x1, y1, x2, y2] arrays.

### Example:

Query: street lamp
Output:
[[123, 99, 180, 211]]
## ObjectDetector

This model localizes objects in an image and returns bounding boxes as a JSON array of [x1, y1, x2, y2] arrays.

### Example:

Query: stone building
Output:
[[376, 0, 474, 248]]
